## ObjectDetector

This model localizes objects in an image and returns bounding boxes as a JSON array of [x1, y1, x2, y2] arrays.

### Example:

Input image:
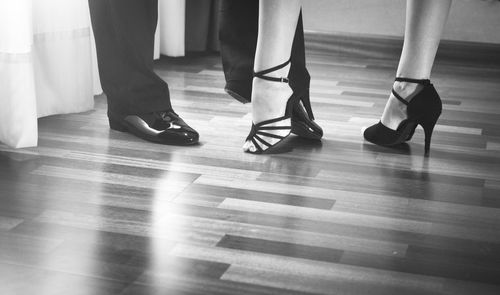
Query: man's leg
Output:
[[218, 0, 258, 103], [89, 0, 198, 145], [89, 0, 171, 115], [219, 1, 309, 103]]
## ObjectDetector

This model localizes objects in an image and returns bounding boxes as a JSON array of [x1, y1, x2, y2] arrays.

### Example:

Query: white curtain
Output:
[[155, 0, 220, 58], [155, 0, 186, 58], [0, 0, 98, 148]]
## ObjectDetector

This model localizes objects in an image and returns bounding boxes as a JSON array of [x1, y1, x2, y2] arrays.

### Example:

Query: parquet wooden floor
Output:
[[1, 35, 500, 295]]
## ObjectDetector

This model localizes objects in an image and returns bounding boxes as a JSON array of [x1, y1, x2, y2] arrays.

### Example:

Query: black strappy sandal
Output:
[[244, 58, 303, 154], [363, 77, 442, 156]]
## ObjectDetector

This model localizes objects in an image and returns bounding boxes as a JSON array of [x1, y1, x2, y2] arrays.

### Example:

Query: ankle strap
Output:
[[253, 58, 291, 83], [392, 77, 431, 106], [395, 77, 431, 85]]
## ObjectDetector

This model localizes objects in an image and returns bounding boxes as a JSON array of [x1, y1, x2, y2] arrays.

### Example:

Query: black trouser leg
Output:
[[88, 0, 171, 116], [219, 0, 258, 100], [219, 0, 309, 101]]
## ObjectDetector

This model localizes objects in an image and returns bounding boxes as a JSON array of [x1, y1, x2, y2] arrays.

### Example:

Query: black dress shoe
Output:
[[108, 110, 199, 145]]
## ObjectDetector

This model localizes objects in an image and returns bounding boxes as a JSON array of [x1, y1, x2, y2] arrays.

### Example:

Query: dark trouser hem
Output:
[[224, 80, 252, 103], [89, 0, 172, 116], [218, 0, 258, 97]]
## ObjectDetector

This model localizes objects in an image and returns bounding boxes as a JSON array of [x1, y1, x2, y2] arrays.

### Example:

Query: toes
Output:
[[243, 140, 257, 153], [242, 141, 251, 152], [244, 119, 291, 154]]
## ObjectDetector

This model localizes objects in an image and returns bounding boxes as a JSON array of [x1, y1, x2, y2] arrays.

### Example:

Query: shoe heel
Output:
[[300, 92, 315, 120], [420, 115, 439, 156], [108, 117, 127, 132]]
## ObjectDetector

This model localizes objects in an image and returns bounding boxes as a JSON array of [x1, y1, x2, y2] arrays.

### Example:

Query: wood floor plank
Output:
[[171, 243, 500, 294], [0, 216, 24, 230]]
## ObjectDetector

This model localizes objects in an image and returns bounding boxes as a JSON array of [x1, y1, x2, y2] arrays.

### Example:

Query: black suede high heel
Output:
[[363, 77, 442, 155], [244, 58, 303, 154]]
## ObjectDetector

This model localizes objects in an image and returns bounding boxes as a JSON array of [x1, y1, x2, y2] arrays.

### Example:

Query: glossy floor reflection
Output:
[[1, 36, 500, 295]]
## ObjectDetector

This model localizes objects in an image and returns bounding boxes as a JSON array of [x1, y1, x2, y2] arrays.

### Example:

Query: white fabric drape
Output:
[[0, 0, 97, 148], [155, 0, 186, 58], [155, 0, 220, 58]]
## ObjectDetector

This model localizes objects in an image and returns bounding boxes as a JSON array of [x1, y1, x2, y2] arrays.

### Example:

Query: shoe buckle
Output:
[[280, 77, 289, 83]]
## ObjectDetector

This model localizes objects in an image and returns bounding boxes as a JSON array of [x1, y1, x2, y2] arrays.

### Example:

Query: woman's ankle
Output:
[[251, 78, 291, 123], [380, 81, 425, 129], [392, 81, 421, 102]]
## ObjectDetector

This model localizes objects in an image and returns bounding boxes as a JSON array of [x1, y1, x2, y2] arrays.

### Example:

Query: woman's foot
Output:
[[244, 64, 293, 153], [380, 80, 423, 130]]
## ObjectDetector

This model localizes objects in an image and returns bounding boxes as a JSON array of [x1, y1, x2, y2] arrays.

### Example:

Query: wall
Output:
[[302, 0, 500, 44]]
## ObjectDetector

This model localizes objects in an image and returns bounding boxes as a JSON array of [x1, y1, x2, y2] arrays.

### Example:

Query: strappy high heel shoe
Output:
[[225, 77, 322, 141], [244, 58, 304, 154], [363, 77, 442, 155]]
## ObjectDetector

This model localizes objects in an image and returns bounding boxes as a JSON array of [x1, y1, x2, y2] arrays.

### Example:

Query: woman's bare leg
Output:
[[381, 0, 452, 130], [244, 0, 302, 152]]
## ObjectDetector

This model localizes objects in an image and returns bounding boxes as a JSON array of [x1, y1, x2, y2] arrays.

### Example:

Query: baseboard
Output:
[[304, 30, 500, 66]]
